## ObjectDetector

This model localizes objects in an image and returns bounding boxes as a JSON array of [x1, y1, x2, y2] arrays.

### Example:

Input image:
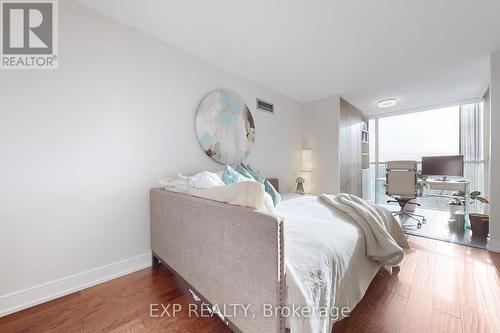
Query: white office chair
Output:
[[386, 161, 426, 228]]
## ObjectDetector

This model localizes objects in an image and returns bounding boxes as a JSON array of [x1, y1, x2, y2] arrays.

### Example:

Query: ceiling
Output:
[[77, 0, 500, 115]]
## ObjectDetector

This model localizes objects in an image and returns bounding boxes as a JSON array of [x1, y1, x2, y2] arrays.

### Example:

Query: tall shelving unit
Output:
[[361, 120, 370, 169], [361, 120, 370, 200]]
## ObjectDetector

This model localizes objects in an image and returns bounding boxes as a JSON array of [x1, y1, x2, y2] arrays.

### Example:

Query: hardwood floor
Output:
[[0, 265, 232, 333], [335, 236, 500, 333], [1, 236, 499, 333]]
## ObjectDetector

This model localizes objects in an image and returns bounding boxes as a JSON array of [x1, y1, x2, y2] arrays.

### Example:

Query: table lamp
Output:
[[296, 150, 312, 194]]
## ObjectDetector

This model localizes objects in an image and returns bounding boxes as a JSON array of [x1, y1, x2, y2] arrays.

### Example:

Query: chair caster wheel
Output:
[[422, 219, 427, 224], [417, 222, 422, 228]]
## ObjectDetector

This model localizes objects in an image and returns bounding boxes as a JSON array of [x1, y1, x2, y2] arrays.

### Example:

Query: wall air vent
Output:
[[256, 99, 274, 113]]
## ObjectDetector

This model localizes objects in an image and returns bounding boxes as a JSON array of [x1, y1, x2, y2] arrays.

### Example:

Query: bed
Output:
[[150, 188, 404, 333], [279, 194, 381, 332]]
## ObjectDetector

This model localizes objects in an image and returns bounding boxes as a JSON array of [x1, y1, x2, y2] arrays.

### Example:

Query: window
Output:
[[378, 106, 460, 162], [366, 104, 487, 212]]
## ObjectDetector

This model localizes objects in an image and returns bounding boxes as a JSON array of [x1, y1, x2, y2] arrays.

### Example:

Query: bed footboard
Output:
[[150, 188, 285, 333]]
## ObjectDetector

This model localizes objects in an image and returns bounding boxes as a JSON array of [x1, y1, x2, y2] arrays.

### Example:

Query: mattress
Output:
[[277, 194, 380, 333]]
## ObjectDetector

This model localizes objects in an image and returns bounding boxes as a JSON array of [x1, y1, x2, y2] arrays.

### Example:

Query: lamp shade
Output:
[[302, 150, 312, 172]]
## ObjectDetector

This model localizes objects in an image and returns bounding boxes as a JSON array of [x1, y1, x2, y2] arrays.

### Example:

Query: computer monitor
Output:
[[421, 155, 464, 179]]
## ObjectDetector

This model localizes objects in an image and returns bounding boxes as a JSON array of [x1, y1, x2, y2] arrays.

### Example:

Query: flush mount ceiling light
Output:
[[377, 99, 397, 108]]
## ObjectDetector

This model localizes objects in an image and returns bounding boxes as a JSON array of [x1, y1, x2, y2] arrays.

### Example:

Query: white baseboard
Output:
[[487, 238, 500, 253], [0, 252, 152, 318]]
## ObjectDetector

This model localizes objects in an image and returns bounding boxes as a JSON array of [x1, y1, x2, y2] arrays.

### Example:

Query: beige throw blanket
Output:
[[321, 193, 409, 266]]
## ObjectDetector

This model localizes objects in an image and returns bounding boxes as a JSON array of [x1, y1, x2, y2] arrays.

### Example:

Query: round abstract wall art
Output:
[[195, 90, 255, 164]]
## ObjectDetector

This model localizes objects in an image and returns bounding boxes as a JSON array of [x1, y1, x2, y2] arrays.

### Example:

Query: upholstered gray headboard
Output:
[[267, 178, 279, 193], [150, 189, 285, 333]]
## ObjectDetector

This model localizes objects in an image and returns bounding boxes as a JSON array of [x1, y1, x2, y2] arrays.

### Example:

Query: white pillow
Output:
[[158, 174, 191, 193], [190, 181, 266, 211], [189, 171, 225, 189], [263, 192, 277, 214]]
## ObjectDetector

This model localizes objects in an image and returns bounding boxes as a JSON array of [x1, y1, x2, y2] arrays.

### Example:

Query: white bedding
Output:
[[278, 195, 392, 333]]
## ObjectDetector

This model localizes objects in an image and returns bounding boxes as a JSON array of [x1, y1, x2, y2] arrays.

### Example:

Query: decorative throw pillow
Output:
[[221, 164, 252, 185], [235, 163, 256, 181], [245, 164, 266, 183], [264, 179, 281, 207]]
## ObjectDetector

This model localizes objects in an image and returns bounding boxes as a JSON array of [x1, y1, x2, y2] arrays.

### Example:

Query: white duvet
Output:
[[278, 195, 407, 333]]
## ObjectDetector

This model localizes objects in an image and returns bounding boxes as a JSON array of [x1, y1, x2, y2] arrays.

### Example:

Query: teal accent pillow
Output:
[[245, 164, 266, 183], [222, 165, 252, 185], [235, 163, 255, 181], [264, 179, 281, 207]]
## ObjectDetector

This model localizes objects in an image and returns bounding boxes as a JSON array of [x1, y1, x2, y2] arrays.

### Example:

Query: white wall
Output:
[[302, 96, 341, 195], [0, 0, 303, 312], [488, 50, 500, 252]]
